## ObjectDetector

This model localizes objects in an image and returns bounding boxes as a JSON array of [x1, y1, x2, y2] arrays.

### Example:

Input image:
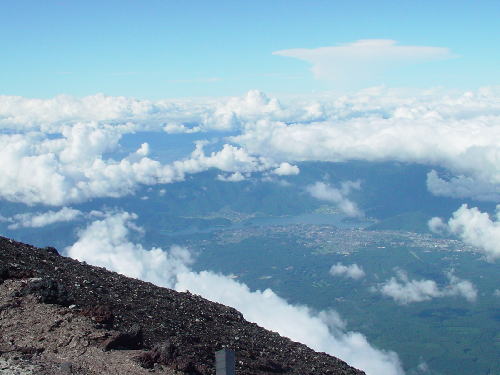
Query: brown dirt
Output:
[[0, 278, 179, 375]]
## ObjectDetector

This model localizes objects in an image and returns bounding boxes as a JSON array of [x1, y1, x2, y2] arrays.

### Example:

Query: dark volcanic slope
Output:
[[0, 236, 364, 375]]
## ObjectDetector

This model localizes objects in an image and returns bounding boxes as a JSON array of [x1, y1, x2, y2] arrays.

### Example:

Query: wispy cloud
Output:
[[6, 207, 82, 229], [306, 181, 363, 217]]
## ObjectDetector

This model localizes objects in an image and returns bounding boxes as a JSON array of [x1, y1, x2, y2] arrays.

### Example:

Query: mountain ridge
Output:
[[0, 236, 364, 375]]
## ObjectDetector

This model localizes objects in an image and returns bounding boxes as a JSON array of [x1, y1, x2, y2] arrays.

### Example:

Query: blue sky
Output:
[[1, 0, 499, 98]]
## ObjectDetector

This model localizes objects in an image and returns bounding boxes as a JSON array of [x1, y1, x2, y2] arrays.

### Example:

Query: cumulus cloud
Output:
[[66, 212, 404, 375], [0, 122, 278, 206], [2, 87, 500, 203], [173, 141, 273, 175], [66, 212, 192, 287], [202, 90, 285, 130], [429, 204, 500, 261], [427, 217, 448, 235], [0, 91, 279, 133], [273, 39, 453, 84], [235, 114, 500, 183], [231, 87, 500, 201], [217, 172, 246, 182], [0, 94, 154, 131], [426, 170, 500, 201], [6, 207, 82, 229], [0, 91, 302, 206], [272, 162, 300, 176], [306, 181, 363, 217], [163, 123, 201, 134], [373, 269, 477, 304], [330, 263, 366, 280], [0, 124, 180, 205]]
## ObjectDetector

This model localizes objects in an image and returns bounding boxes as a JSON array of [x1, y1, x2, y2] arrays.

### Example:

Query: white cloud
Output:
[[66, 212, 192, 287], [163, 123, 201, 134], [2, 87, 500, 203], [174, 141, 273, 175], [0, 94, 182, 133], [232, 87, 500, 200], [417, 361, 430, 373], [330, 263, 366, 280], [427, 217, 448, 235], [0, 122, 280, 206], [177, 272, 402, 375], [426, 170, 500, 201], [272, 162, 300, 176], [273, 39, 453, 84], [0, 90, 290, 133], [0, 125, 183, 205], [7, 207, 82, 229], [374, 269, 477, 304], [0, 90, 332, 133], [429, 204, 500, 261], [66, 212, 404, 375], [494, 289, 500, 297], [217, 172, 246, 182], [306, 181, 363, 217], [0, 94, 158, 132], [201, 90, 289, 131]]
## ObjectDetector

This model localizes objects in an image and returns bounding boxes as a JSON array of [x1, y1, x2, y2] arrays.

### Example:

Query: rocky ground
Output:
[[0, 236, 365, 375]]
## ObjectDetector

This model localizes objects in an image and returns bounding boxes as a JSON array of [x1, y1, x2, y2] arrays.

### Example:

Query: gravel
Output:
[[0, 236, 365, 375]]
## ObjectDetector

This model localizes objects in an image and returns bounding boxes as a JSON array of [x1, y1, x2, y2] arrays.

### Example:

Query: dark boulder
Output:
[[20, 278, 73, 307], [103, 324, 144, 351], [0, 265, 8, 284]]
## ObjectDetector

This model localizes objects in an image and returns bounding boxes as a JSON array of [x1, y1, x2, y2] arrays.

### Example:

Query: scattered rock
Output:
[[0, 236, 365, 375]]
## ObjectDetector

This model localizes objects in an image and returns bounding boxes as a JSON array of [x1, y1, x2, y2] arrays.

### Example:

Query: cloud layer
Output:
[[232, 88, 500, 201], [66, 212, 404, 375], [1, 87, 500, 205], [0, 124, 276, 205]]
